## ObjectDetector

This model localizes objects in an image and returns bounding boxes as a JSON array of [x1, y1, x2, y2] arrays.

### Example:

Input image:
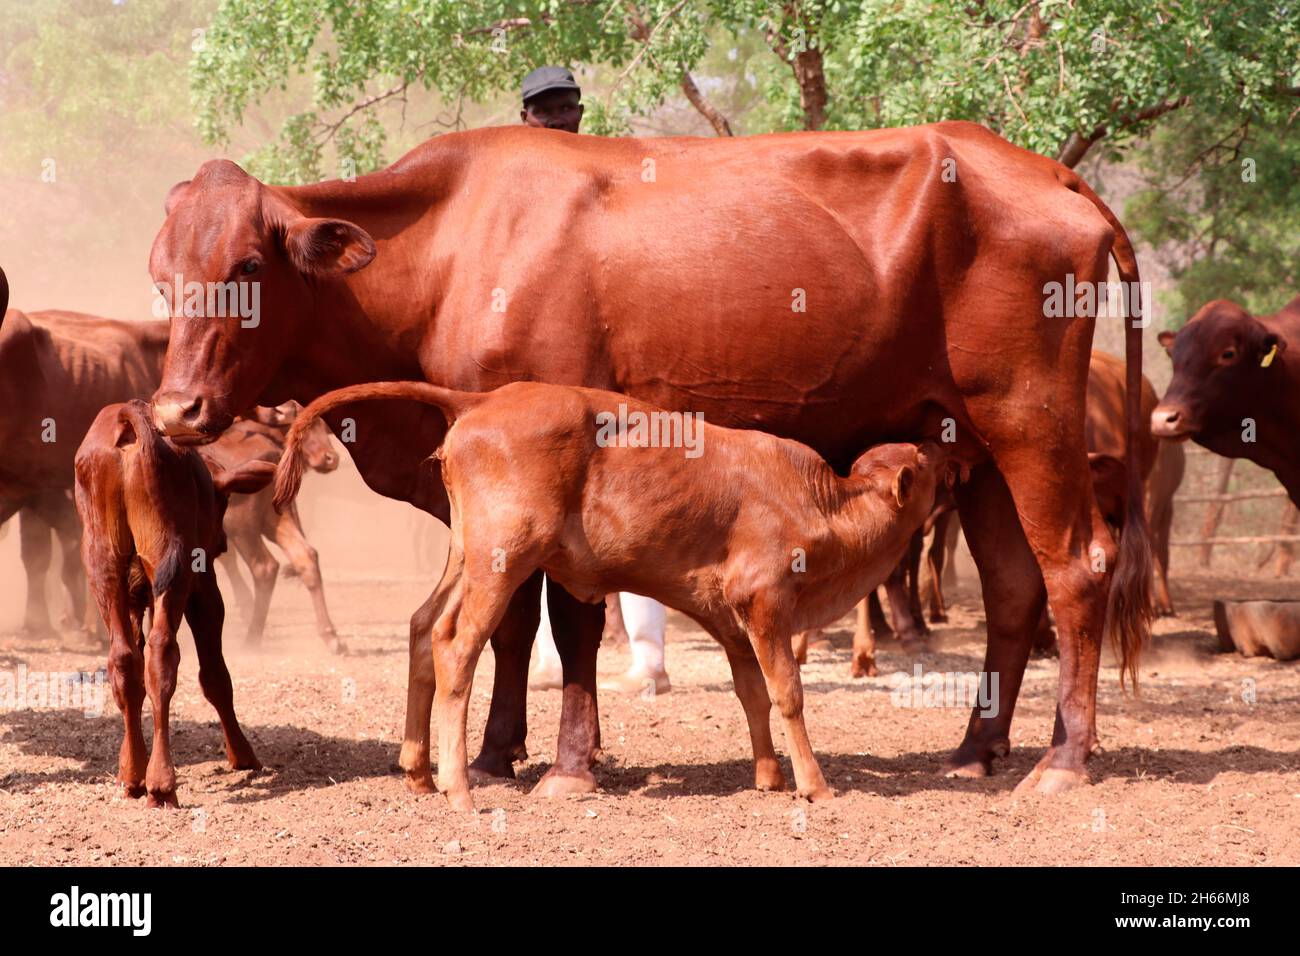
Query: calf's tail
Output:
[[272, 381, 486, 512]]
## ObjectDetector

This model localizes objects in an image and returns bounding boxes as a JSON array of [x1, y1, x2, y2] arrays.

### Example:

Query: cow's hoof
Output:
[[442, 789, 475, 813], [119, 780, 147, 799], [754, 761, 787, 792], [403, 770, 437, 795], [944, 759, 992, 779], [929, 612, 948, 624], [468, 750, 519, 781], [530, 768, 598, 799], [323, 635, 347, 655], [228, 753, 261, 772], [850, 657, 878, 678], [1155, 606, 1176, 619], [145, 790, 180, 809], [799, 786, 835, 803], [1013, 764, 1088, 795]]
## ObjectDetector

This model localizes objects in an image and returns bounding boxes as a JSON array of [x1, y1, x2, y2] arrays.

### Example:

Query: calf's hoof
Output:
[[118, 779, 147, 799], [928, 612, 948, 624], [323, 634, 348, 655], [228, 752, 262, 772], [850, 656, 878, 678], [442, 788, 475, 813], [1014, 762, 1088, 795], [531, 768, 598, 799], [943, 738, 1008, 778]]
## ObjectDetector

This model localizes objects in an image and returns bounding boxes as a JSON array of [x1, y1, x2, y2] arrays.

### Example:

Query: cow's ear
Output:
[[891, 464, 915, 508], [285, 217, 377, 277], [213, 459, 277, 496], [1157, 329, 1176, 354], [164, 180, 191, 217], [1260, 332, 1286, 367]]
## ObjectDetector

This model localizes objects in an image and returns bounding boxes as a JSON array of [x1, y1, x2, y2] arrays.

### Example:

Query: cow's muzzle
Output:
[[1151, 403, 1194, 440], [153, 392, 221, 444]]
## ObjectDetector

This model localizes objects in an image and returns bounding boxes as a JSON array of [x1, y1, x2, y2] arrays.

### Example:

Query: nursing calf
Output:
[[276, 381, 943, 810], [75, 400, 273, 806]]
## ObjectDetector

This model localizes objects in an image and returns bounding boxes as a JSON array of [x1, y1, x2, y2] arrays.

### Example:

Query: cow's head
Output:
[[1151, 300, 1287, 442], [149, 160, 376, 443]]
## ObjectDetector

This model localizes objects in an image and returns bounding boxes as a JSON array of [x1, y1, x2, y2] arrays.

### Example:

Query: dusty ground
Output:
[[1, 561, 1299, 867]]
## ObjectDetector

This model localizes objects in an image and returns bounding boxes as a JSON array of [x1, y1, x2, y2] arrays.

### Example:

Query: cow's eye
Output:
[[1221, 348, 1237, 362], [241, 259, 260, 275]]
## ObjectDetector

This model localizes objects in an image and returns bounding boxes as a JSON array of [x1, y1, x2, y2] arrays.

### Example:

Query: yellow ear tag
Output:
[[1261, 343, 1278, 368]]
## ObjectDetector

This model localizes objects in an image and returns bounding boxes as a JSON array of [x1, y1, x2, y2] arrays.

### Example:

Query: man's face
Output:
[[521, 89, 583, 133]]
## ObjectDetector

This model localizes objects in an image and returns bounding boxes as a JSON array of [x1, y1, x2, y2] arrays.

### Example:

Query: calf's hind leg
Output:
[[742, 597, 831, 802], [431, 550, 526, 811], [186, 574, 259, 771], [721, 641, 785, 792], [143, 585, 187, 808]]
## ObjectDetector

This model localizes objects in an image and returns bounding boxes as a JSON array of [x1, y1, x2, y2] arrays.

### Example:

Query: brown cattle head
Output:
[[849, 440, 944, 518], [149, 160, 376, 443], [253, 400, 340, 474], [1152, 300, 1287, 443]]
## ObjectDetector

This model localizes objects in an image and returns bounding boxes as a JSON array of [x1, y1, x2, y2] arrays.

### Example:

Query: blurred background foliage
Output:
[[0, 0, 1297, 323]]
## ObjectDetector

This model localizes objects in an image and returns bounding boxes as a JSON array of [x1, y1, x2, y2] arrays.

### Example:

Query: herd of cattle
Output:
[[2, 120, 1297, 810]]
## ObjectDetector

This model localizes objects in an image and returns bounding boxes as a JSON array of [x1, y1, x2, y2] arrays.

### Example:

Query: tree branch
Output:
[[1057, 96, 1190, 168]]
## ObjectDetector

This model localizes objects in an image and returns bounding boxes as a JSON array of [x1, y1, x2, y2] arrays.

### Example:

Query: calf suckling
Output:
[[275, 381, 945, 810], [75, 400, 275, 807]]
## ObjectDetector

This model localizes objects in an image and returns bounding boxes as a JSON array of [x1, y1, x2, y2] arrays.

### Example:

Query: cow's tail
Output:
[[1075, 177, 1154, 692], [273, 381, 487, 512]]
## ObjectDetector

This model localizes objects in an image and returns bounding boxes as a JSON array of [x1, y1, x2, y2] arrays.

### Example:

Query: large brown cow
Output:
[[149, 122, 1150, 796], [1153, 297, 1299, 506], [0, 305, 169, 633]]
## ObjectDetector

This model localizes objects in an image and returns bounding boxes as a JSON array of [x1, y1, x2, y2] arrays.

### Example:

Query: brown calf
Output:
[[215, 402, 343, 653], [74, 400, 273, 807], [276, 381, 944, 809]]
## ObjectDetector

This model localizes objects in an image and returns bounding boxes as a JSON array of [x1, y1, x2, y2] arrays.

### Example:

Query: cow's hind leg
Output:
[[186, 573, 259, 771], [530, 578, 604, 798], [19, 509, 56, 635], [944, 463, 1045, 779]]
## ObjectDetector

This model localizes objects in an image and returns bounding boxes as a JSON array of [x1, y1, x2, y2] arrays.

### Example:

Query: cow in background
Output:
[[1153, 297, 1299, 507], [0, 299, 168, 635], [216, 402, 344, 653]]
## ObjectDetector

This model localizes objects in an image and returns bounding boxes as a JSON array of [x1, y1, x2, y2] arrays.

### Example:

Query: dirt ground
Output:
[[2, 556, 1299, 867]]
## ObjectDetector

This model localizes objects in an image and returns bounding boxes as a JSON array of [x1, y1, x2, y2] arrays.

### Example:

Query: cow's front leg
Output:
[[467, 570, 543, 781], [530, 577, 603, 797]]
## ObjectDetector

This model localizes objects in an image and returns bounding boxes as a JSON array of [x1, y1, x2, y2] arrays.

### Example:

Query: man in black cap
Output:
[[520, 65, 584, 133]]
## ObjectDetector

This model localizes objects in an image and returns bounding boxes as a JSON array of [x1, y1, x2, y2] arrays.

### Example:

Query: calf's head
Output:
[[253, 401, 339, 473], [1152, 300, 1286, 442], [849, 441, 943, 523], [150, 160, 376, 443]]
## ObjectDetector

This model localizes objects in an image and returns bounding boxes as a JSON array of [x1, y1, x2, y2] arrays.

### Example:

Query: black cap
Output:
[[522, 66, 581, 104]]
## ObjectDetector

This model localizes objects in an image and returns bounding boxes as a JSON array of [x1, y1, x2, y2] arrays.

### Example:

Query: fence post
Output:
[[1197, 456, 1237, 568]]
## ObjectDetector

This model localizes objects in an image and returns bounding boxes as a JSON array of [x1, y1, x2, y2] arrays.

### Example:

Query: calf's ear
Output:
[[164, 180, 192, 217], [285, 217, 377, 277], [891, 465, 916, 508], [214, 460, 277, 496]]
